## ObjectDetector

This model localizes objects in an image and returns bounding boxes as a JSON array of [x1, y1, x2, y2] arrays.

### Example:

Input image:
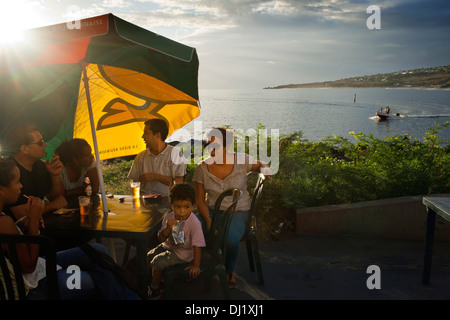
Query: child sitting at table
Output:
[[147, 183, 205, 299]]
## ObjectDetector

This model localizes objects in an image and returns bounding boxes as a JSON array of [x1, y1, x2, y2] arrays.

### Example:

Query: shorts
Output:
[[147, 243, 188, 271]]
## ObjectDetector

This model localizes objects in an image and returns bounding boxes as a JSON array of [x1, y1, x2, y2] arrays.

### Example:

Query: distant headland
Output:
[[264, 65, 450, 89]]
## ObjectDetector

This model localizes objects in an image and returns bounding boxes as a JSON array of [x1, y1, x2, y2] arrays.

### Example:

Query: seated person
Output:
[[146, 183, 205, 299], [3, 124, 66, 221], [127, 118, 187, 197], [55, 139, 99, 206], [193, 127, 272, 289], [0, 158, 142, 300]]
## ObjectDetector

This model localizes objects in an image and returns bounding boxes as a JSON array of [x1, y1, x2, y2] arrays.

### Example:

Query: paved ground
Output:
[[232, 235, 450, 300], [113, 234, 450, 301]]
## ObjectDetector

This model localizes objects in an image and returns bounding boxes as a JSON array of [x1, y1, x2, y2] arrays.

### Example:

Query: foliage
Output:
[[273, 122, 450, 211], [101, 159, 133, 195], [101, 121, 450, 241]]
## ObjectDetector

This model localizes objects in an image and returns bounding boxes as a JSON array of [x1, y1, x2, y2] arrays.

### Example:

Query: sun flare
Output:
[[0, 29, 24, 44], [0, 2, 43, 45]]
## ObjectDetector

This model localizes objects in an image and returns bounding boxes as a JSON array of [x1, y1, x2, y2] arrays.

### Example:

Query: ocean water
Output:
[[171, 88, 450, 144]]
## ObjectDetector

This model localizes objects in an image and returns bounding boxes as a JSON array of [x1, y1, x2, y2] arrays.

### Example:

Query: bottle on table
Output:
[[84, 177, 92, 197]]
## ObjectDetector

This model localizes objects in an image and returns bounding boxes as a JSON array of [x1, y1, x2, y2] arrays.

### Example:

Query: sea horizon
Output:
[[171, 87, 450, 145]]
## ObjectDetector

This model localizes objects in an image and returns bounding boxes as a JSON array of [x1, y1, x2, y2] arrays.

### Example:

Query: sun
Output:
[[0, 29, 25, 45], [0, 1, 45, 45], [0, 5, 24, 44]]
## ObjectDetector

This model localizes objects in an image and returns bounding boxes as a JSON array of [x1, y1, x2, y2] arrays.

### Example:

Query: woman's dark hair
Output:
[[0, 158, 17, 187], [169, 183, 196, 205], [207, 127, 234, 149], [55, 139, 90, 165]]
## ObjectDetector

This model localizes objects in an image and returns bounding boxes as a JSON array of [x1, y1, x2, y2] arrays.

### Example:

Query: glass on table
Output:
[[78, 196, 90, 216], [131, 181, 141, 198]]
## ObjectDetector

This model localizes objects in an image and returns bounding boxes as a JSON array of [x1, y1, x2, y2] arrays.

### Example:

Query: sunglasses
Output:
[[29, 139, 45, 147]]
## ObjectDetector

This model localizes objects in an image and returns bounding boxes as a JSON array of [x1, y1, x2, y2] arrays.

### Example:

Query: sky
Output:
[[0, 0, 449, 91]]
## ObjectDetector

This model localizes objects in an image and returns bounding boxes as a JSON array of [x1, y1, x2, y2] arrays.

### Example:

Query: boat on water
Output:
[[376, 106, 401, 120], [376, 111, 401, 120]]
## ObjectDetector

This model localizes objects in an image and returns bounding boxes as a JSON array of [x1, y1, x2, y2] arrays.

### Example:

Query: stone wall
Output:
[[296, 195, 450, 241]]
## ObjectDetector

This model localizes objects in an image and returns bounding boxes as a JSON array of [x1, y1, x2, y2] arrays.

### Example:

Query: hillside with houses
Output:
[[265, 65, 450, 89]]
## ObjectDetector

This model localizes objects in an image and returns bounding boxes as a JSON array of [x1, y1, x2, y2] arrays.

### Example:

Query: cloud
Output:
[[127, 0, 450, 87], [102, 0, 130, 8], [8, 0, 449, 89], [381, 0, 450, 29], [251, 1, 299, 15]]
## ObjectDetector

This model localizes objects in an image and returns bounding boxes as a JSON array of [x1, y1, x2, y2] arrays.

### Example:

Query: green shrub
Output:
[[101, 159, 133, 195], [271, 123, 449, 210], [100, 121, 450, 241]]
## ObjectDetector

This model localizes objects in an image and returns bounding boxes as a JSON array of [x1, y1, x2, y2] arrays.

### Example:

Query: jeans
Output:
[[198, 210, 248, 274], [27, 243, 141, 300]]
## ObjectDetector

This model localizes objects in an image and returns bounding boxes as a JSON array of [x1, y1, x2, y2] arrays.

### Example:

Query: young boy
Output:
[[147, 183, 205, 299]]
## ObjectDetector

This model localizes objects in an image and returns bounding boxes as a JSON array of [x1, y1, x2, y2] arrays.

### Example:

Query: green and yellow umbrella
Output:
[[0, 13, 199, 159], [0, 13, 200, 212]]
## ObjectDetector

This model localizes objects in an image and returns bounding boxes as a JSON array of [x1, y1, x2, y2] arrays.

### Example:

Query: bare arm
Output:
[[86, 166, 100, 194], [185, 246, 202, 278], [195, 182, 211, 231], [157, 218, 177, 243], [43, 196, 67, 213], [139, 173, 184, 187], [11, 196, 66, 220], [45, 154, 65, 200], [250, 160, 273, 177], [63, 186, 85, 198], [0, 197, 44, 273], [47, 174, 65, 200]]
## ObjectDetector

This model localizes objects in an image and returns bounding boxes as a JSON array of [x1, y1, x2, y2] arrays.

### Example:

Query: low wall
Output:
[[296, 194, 450, 241]]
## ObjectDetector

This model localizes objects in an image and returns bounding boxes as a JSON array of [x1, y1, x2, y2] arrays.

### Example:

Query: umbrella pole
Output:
[[81, 62, 109, 215]]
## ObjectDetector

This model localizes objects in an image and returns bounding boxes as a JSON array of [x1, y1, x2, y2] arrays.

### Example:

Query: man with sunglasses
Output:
[[3, 124, 67, 222]]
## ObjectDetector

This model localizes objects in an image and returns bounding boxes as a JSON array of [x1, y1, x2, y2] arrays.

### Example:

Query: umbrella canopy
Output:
[[0, 13, 200, 160]]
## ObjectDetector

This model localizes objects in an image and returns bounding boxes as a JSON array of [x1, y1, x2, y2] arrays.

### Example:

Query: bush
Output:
[[271, 123, 449, 208], [101, 159, 133, 195], [101, 121, 450, 241]]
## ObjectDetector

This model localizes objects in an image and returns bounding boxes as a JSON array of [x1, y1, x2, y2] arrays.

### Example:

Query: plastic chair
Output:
[[162, 188, 242, 300], [241, 172, 268, 285], [0, 234, 60, 300]]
